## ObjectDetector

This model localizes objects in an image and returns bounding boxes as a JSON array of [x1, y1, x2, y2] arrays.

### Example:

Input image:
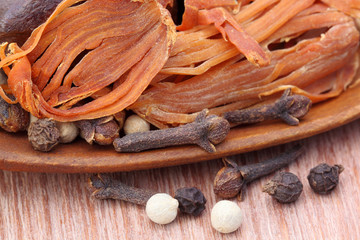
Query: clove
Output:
[[223, 89, 312, 126], [88, 174, 207, 216], [113, 109, 230, 153], [89, 174, 155, 205], [213, 144, 304, 199]]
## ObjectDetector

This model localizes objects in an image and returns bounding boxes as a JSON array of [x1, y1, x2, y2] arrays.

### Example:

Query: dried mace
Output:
[[263, 172, 303, 203], [214, 144, 304, 199], [307, 163, 344, 194]]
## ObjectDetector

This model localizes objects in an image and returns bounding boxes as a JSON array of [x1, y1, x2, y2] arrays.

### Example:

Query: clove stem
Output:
[[239, 144, 304, 182], [88, 174, 155, 205]]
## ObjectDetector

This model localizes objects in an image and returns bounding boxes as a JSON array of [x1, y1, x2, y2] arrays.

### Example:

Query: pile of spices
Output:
[[0, 0, 357, 130]]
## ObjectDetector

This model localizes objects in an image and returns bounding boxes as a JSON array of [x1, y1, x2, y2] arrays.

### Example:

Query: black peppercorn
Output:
[[262, 172, 303, 203], [307, 163, 344, 194], [174, 187, 207, 216]]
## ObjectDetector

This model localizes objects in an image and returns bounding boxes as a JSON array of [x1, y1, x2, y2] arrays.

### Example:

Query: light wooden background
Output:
[[1, 119, 360, 240]]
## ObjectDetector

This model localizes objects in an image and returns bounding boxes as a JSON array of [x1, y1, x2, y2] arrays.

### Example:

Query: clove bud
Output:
[[224, 89, 312, 126]]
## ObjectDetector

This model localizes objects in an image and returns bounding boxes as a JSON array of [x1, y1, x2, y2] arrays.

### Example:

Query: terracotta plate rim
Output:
[[1, 85, 360, 173]]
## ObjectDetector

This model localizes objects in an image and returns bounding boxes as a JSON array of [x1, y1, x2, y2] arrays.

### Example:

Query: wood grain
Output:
[[1, 119, 360, 239]]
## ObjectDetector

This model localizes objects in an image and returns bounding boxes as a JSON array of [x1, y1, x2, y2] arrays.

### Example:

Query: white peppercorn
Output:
[[145, 193, 179, 225], [56, 121, 79, 143], [211, 200, 243, 234], [123, 115, 150, 135]]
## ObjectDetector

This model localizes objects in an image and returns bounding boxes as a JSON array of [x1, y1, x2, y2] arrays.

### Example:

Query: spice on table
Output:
[[211, 200, 243, 234], [223, 89, 312, 126], [307, 163, 344, 194], [214, 144, 304, 199], [146, 193, 179, 225], [28, 119, 60, 152], [88, 174, 207, 224], [113, 109, 230, 153], [0, 96, 29, 132], [174, 187, 207, 216], [76, 116, 120, 145], [263, 172, 303, 203]]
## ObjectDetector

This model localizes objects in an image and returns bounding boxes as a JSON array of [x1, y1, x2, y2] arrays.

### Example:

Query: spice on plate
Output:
[[263, 172, 303, 203], [307, 163, 344, 194], [76, 116, 120, 145], [28, 118, 60, 152], [214, 144, 304, 199], [224, 88, 312, 126], [0, 96, 29, 132], [113, 109, 230, 153], [123, 114, 151, 135], [55, 121, 79, 143]]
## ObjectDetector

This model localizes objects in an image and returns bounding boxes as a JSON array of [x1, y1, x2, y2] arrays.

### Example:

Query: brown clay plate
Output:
[[1, 84, 360, 173]]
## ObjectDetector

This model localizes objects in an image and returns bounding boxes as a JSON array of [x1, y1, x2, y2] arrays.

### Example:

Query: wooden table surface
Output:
[[1, 119, 360, 239]]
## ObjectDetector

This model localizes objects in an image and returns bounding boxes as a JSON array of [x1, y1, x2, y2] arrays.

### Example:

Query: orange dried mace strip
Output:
[[0, 0, 176, 121], [129, 1, 360, 128]]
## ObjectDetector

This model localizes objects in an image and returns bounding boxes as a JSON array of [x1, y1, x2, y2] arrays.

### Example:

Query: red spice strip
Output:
[[0, 0, 176, 121], [130, 17, 359, 127]]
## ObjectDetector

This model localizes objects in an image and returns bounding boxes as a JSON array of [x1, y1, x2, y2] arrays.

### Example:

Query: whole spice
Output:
[[145, 193, 179, 225], [214, 144, 304, 198], [123, 114, 151, 135], [0, 96, 29, 132], [262, 172, 303, 203], [113, 109, 230, 153], [28, 118, 60, 152], [174, 187, 207, 216], [223, 89, 312, 126], [88, 174, 207, 216], [211, 200, 243, 234], [55, 121, 79, 143], [307, 163, 344, 194], [76, 116, 120, 145], [113, 111, 126, 130]]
